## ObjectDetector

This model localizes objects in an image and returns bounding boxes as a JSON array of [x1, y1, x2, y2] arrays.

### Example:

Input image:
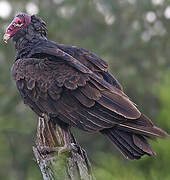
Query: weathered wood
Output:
[[33, 115, 94, 180]]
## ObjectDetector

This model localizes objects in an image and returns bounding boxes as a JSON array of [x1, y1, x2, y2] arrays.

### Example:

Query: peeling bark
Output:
[[33, 115, 94, 180]]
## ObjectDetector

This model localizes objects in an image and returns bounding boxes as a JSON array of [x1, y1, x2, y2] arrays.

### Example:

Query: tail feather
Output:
[[114, 129, 145, 155], [102, 128, 155, 160], [118, 123, 168, 138], [119, 114, 169, 138], [101, 114, 169, 160], [104, 130, 140, 159], [132, 135, 155, 155]]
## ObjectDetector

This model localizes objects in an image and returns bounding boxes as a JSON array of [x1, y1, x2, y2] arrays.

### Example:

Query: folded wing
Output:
[[11, 44, 168, 139]]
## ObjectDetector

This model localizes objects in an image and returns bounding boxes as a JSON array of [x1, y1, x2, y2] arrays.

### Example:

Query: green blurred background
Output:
[[0, 0, 170, 179]]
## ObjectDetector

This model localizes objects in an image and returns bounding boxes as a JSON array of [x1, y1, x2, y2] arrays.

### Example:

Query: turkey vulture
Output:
[[3, 13, 168, 160]]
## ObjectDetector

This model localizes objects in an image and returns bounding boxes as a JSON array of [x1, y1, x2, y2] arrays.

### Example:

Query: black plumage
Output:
[[4, 13, 169, 160]]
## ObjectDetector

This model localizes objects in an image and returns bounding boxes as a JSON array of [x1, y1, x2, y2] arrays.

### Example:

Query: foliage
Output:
[[0, 0, 170, 179], [94, 138, 170, 180]]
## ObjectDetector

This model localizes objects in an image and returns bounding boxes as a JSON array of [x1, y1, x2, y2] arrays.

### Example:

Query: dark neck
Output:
[[13, 25, 47, 60]]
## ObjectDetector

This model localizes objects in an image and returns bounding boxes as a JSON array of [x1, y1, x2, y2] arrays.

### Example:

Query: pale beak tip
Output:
[[3, 33, 10, 43]]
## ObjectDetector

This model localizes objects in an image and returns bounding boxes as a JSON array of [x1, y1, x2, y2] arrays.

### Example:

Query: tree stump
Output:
[[33, 115, 94, 180]]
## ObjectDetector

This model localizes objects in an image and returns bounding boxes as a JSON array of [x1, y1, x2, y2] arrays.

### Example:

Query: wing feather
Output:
[[12, 57, 140, 123], [11, 44, 168, 138], [72, 90, 95, 107], [98, 91, 140, 119]]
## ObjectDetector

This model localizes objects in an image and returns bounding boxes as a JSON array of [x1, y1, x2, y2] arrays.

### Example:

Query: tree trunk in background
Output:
[[33, 115, 94, 180]]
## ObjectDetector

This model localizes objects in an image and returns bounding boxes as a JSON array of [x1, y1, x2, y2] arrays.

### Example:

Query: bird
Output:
[[3, 13, 168, 160]]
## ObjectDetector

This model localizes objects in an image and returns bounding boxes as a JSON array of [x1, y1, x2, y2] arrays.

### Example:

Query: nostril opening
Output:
[[7, 28, 12, 32]]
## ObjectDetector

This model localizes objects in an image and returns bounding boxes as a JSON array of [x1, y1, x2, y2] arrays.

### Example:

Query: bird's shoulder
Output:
[[55, 43, 108, 72], [12, 40, 123, 91], [28, 40, 123, 90]]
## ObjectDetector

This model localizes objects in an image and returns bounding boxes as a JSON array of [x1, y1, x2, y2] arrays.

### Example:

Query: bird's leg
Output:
[[39, 137, 77, 156], [38, 117, 77, 156], [53, 127, 73, 155]]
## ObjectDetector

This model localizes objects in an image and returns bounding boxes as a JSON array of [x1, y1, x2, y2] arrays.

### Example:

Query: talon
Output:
[[57, 145, 72, 155], [38, 145, 73, 156], [38, 146, 53, 155]]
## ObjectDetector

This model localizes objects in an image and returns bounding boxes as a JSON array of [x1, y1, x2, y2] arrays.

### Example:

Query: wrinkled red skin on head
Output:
[[4, 14, 31, 41]]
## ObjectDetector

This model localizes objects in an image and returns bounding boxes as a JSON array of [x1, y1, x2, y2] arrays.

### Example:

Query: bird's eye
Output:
[[14, 20, 23, 27], [17, 20, 22, 25]]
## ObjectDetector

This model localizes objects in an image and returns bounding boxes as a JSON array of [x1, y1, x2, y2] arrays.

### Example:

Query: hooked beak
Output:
[[3, 33, 11, 43], [3, 17, 19, 43]]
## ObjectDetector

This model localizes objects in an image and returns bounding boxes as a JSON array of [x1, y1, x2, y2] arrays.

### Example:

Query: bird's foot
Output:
[[39, 143, 78, 156]]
